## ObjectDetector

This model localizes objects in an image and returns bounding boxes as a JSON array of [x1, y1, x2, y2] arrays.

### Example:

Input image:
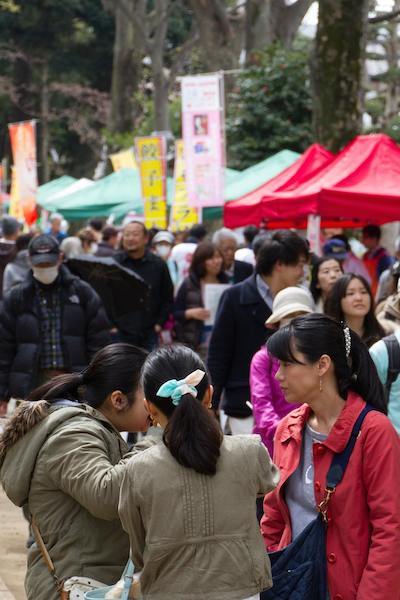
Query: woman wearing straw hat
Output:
[[250, 287, 315, 456]]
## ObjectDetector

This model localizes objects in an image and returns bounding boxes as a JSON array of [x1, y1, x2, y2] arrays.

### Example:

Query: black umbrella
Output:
[[66, 255, 150, 322]]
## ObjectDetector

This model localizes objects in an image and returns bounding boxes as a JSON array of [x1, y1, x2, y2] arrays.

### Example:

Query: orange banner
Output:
[[8, 120, 38, 224]]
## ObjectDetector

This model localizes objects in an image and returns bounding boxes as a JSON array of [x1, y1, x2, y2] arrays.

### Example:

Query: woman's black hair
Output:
[[142, 344, 222, 475], [310, 256, 343, 303], [325, 273, 385, 347], [189, 241, 222, 280], [27, 343, 147, 407], [267, 313, 387, 413]]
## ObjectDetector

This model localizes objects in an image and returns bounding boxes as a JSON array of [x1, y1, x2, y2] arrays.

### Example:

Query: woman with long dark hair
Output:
[[0, 343, 150, 600], [173, 241, 229, 358], [261, 314, 400, 600], [310, 256, 343, 312], [325, 273, 385, 347], [119, 344, 279, 600]]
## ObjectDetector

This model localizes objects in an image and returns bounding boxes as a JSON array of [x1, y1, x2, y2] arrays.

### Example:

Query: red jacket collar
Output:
[[279, 392, 367, 453]]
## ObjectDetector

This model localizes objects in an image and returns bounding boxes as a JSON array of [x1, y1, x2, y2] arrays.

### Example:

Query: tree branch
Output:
[[368, 9, 400, 24]]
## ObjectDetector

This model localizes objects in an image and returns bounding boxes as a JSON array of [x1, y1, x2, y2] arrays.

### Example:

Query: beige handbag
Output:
[[31, 518, 107, 599]]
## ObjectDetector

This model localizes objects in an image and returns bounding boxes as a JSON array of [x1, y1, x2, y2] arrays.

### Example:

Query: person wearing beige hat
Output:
[[250, 287, 315, 456]]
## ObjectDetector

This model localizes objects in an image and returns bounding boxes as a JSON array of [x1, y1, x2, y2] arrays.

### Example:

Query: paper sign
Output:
[[204, 283, 230, 326], [181, 74, 225, 207], [110, 148, 137, 171], [135, 136, 167, 229]]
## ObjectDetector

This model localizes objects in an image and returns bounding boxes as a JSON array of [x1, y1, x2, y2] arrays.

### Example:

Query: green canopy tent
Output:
[[39, 149, 300, 223], [38, 176, 77, 207]]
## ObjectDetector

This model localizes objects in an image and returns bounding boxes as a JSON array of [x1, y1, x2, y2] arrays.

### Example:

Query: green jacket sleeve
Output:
[[43, 425, 129, 521]]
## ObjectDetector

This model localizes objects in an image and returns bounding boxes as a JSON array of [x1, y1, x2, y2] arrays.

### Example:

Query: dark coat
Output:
[[207, 274, 272, 418], [0, 266, 111, 400], [114, 250, 173, 347], [233, 259, 253, 284], [174, 272, 229, 349]]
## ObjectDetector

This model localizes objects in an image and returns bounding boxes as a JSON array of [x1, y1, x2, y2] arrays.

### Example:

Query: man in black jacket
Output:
[[212, 227, 253, 284], [207, 230, 309, 435], [114, 221, 173, 350], [0, 234, 111, 414]]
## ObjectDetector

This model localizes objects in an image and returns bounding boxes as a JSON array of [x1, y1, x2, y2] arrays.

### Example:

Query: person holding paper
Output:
[[173, 242, 229, 360]]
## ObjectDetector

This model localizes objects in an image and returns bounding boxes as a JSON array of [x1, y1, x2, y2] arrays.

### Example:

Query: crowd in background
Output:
[[0, 213, 400, 599]]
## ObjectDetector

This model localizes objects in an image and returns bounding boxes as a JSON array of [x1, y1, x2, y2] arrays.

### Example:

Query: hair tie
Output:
[[156, 370, 205, 406]]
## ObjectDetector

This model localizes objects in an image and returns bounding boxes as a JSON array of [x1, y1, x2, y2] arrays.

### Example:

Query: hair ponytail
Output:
[[27, 343, 147, 408], [142, 345, 223, 476], [27, 372, 83, 403]]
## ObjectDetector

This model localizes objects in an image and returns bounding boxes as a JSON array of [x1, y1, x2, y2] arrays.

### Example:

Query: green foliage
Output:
[[0, 0, 114, 178], [226, 44, 313, 170]]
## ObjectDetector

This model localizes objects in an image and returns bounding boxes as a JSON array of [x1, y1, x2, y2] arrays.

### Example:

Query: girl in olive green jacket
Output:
[[119, 345, 280, 600], [0, 343, 155, 600]]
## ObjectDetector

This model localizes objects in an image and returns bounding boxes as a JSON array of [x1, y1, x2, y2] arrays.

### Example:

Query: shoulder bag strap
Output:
[[383, 335, 400, 395], [318, 405, 375, 522], [31, 517, 65, 596]]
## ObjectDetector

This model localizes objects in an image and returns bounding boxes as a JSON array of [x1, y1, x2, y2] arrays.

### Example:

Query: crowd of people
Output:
[[0, 213, 399, 600]]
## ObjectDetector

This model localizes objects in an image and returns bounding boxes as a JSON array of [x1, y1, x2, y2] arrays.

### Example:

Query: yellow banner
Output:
[[8, 120, 38, 225], [135, 136, 167, 229], [110, 148, 137, 171], [170, 140, 198, 232], [9, 166, 24, 221]]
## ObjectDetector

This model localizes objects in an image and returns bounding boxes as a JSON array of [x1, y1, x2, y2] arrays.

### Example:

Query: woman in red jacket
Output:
[[261, 313, 400, 600]]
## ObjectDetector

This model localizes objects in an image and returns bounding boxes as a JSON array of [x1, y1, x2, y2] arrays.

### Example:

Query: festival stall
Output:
[[224, 144, 334, 228], [259, 134, 400, 229]]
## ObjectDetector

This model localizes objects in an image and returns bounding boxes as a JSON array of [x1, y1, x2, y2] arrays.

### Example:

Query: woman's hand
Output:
[[185, 308, 210, 321]]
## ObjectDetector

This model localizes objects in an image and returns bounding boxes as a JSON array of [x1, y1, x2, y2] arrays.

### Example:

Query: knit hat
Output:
[[266, 286, 315, 326]]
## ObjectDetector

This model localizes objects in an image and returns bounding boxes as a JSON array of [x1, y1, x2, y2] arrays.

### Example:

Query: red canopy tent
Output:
[[259, 134, 400, 229], [223, 144, 334, 229]]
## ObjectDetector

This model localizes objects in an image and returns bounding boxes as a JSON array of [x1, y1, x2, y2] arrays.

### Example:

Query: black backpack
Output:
[[383, 334, 400, 396]]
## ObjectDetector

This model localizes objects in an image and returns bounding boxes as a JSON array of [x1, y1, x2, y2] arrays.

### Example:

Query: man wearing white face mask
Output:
[[0, 234, 111, 415], [152, 230, 178, 288]]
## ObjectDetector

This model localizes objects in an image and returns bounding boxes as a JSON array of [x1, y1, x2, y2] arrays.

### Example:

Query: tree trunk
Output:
[[313, 0, 369, 152], [188, 0, 241, 70], [245, 0, 313, 62], [109, 5, 142, 133], [39, 59, 50, 183]]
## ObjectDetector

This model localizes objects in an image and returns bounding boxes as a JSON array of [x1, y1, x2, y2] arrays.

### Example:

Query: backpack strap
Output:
[[318, 405, 374, 522], [383, 334, 400, 396]]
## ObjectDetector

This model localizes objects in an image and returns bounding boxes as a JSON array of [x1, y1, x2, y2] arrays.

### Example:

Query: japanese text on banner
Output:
[[170, 140, 198, 232], [135, 136, 167, 229], [181, 73, 225, 208], [8, 120, 38, 225]]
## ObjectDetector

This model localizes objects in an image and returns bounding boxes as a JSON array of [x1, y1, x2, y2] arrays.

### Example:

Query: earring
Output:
[[208, 402, 212, 409], [319, 378, 323, 393]]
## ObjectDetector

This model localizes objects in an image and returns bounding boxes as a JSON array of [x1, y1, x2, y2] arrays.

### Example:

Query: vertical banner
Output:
[[135, 136, 167, 229], [8, 120, 38, 225], [181, 73, 225, 208], [170, 140, 198, 232], [9, 167, 24, 221], [110, 148, 138, 171], [307, 214, 321, 256]]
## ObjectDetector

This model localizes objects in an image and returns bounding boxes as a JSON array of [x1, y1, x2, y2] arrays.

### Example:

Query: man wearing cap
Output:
[[0, 234, 110, 414], [114, 222, 173, 350], [152, 230, 178, 288], [323, 236, 371, 284]]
